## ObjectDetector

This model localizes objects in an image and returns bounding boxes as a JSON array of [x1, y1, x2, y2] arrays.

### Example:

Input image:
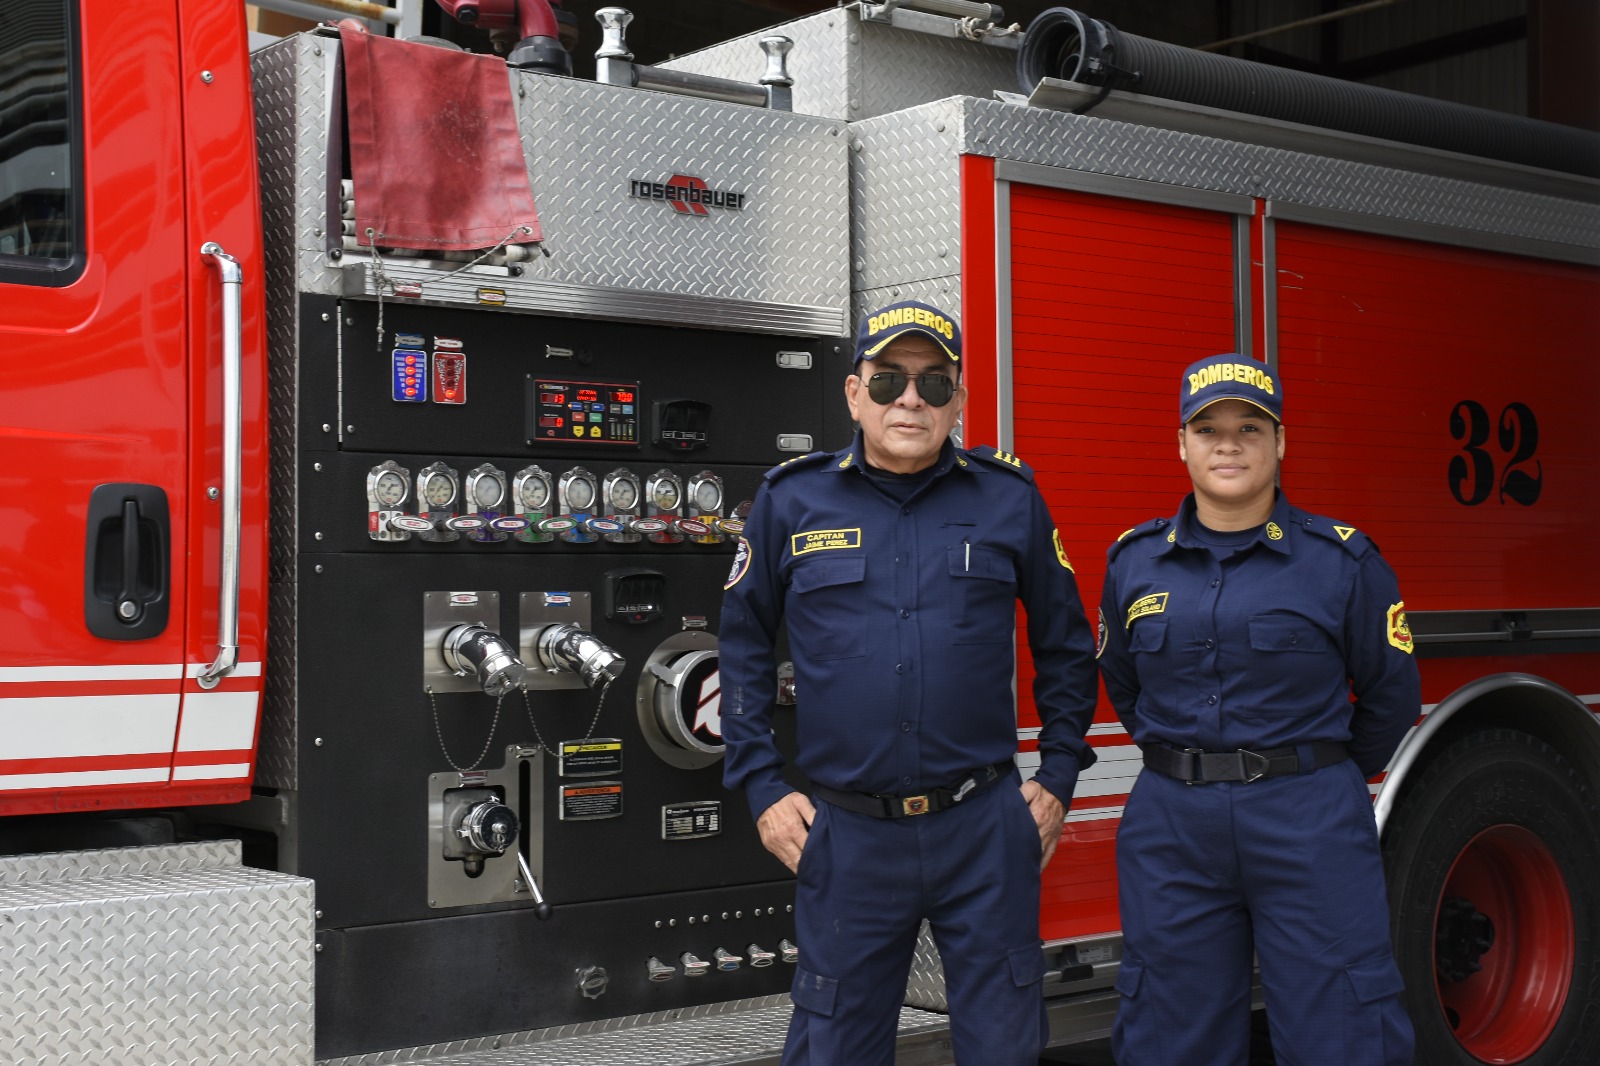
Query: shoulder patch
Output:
[[968, 446, 1034, 480], [1297, 513, 1375, 557], [763, 451, 831, 482], [1106, 517, 1169, 562]]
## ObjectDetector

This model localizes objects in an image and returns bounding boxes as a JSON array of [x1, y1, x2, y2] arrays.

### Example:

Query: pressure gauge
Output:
[[644, 469, 684, 544], [512, 465, 555, 544], [686, 471, 725, 543], [365, 460, 412, 542], [558, 466, 600, 544], [415, 461, 461, 543], [602, 468, 643, 544], [464, 463, 509, 543]]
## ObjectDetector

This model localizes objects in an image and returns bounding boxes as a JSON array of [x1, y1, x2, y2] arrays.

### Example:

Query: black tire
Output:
[[1383, 729, 1600, 1066]]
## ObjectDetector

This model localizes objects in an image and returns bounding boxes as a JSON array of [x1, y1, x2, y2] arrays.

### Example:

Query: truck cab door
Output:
[[0, 1, 265, 814]]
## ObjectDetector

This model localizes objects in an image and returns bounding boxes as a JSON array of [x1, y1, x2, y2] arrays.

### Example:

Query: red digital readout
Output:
[[541, 392, 564, 405], [576, 389, 599, 402], [612, 389, 635, 403]]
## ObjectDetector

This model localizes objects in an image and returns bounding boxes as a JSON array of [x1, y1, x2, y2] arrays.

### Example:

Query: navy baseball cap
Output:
[[1180, 353, 1282, 424], [855, 300, 961, 364]]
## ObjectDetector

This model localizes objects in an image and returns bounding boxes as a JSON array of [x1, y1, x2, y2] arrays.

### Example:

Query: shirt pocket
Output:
[[1128, 620, 1167, 654], [1247, 616, 1330, 654], [946, 543, 1016, 644], [790, 555, 869, 660]]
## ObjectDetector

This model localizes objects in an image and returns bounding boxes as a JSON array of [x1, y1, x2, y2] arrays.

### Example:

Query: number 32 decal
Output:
[[1448, 401, 1541, 506]]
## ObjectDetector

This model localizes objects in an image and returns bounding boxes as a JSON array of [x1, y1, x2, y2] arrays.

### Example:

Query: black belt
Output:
[[813, 761, 1014, 819], [1142, 742, 1349, 784]]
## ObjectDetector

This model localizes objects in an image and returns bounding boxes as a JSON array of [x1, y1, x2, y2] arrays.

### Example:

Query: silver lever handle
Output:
[[197, 243, 242, 690]]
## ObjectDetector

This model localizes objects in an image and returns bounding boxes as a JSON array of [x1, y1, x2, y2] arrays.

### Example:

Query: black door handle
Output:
[[85, 483, 169, 640]]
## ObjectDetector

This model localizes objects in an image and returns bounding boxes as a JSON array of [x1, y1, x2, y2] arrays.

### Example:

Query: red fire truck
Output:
[[1, 2, 1596, 1064]]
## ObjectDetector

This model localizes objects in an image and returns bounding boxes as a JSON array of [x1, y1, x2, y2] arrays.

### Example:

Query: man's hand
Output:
[[756, 791, 816, 873], [1020, 780, 1066, 870]]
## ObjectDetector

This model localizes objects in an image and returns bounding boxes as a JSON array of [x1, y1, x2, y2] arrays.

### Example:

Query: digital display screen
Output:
[[530, 378, 641, 447]]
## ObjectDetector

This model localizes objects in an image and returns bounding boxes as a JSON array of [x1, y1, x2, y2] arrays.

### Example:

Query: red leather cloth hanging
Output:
[[339, 25, 542, 252]]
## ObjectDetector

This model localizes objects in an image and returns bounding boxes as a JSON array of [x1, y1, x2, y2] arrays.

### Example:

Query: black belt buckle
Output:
[[1238, 748, 1270, 783], [1181, 748, 1204, 785]]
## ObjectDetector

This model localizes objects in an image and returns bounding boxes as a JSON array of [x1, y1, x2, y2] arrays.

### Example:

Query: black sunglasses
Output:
[[863, 371, 956, 408]]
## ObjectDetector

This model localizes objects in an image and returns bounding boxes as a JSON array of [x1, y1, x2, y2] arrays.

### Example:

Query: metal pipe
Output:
[[251, 0, 402, 27]]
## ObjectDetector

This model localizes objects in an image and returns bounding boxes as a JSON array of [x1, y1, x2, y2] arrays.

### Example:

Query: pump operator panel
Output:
[[289, 293, 842, 1053]]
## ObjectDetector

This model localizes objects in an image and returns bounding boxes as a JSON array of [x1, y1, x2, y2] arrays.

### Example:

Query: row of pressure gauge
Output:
[[366, 461, 746, 545]]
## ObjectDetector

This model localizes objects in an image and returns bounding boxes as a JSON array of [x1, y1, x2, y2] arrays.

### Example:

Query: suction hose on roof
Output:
[[1016, 7, 1600, 179]]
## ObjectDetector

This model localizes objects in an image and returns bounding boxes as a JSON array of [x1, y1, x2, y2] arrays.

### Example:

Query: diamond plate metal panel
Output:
[[318, 999, 947, 1065], [904, 920, 950, 1011], [660, 6, 1017, 122], [850, 99, 966, 295], [0, 843, 315, 1066], [267, 33, 848, 333], [506, 74, 847, 323], [950, 97, 1600, 250], [252, 36, 312, 793]]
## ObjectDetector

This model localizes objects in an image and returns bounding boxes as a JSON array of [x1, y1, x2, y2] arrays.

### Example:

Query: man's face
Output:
[[845, 334, 965, 474]]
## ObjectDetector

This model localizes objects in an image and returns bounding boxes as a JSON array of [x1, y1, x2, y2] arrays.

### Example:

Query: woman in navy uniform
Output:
[[1098, 353, 1420, 1064], [719, 300, 1099, 1065]]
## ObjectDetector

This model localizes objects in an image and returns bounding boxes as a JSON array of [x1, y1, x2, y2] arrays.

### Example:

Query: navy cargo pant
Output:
[[1113, 759, 1414, 1065], [783, 771, 1048, 1066]]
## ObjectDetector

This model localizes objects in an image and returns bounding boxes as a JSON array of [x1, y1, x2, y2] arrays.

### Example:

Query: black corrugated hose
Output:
[[1017, 7, 1600, 179]]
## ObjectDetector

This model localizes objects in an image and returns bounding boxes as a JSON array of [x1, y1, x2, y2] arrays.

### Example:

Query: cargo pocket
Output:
[[1008, 941, 1046, 987], [1111, 954, 1165, 1062], [790, 556, 868, 659], [790, 966, 839, 1017], [1342, 956, 1412, 1066]]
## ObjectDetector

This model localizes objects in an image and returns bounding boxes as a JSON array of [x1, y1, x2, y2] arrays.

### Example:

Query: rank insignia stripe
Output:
[[790, 528, 862, 556], [1335, 525, 1358, 541], [1126, 592, 1170, 627]]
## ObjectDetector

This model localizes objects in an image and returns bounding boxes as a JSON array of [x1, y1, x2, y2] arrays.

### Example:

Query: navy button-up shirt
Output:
[[720, 433, 1099, 819], [1097, 493, 1420, 777]]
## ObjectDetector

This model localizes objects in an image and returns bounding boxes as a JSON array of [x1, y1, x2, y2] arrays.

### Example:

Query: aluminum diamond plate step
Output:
[[319, 1001, 951, 1066]]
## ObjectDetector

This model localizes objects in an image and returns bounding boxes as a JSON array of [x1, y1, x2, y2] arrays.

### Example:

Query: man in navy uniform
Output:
[[1098, 353, 1419, 1064], [718, 300, 1100, 1065]]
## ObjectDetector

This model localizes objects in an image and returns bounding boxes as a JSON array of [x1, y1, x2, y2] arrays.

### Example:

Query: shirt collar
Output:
[[825, 430, 965, 478], [1160, 492, 1296, 556]]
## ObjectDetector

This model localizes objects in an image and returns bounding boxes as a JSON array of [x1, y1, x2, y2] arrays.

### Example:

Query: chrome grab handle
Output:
[[197, 242, 242, 689]]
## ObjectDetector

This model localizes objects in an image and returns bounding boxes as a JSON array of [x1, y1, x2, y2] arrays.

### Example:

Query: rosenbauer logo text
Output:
[[631, 175, 746, 215]]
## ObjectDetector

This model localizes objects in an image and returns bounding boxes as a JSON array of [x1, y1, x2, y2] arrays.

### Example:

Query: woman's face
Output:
[[1179, 399, 1284, 512]]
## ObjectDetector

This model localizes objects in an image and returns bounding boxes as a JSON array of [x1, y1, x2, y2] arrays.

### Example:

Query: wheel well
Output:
[[1376, 672, 1600, 838]]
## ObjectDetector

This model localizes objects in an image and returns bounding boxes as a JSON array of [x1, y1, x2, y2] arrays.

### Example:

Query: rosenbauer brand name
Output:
[[865, 306, 955, 341], [1189, 361, 1275, 397], [630, 176, 745, 213]]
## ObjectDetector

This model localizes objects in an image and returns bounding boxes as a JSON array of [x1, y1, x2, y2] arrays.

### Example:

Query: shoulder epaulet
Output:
[[1294, 511, 1377, 557], [763, 451, 832, 482], [967, 446, 1034, 480], [1106, 516, 1171, 562]]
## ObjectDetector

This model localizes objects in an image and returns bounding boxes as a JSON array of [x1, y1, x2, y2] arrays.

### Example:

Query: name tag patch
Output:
[[791, 528, 861, 556], [1126, 592, 1169, 627]]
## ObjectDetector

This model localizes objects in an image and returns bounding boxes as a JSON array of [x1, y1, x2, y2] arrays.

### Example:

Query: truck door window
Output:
[[0, 2, 79, 280]]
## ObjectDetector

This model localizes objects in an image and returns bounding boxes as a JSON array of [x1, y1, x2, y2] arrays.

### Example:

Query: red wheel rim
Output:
[[1435, 824, 1573, 1062]]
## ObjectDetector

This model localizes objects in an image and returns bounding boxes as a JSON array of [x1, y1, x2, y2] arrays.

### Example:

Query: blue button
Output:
[[901, 723, 911, 732], [894, 663, 904, 675], [1205, 639, 1214, 649], [1207, 694, 1218, 705], [899, 609, 910, 619]]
